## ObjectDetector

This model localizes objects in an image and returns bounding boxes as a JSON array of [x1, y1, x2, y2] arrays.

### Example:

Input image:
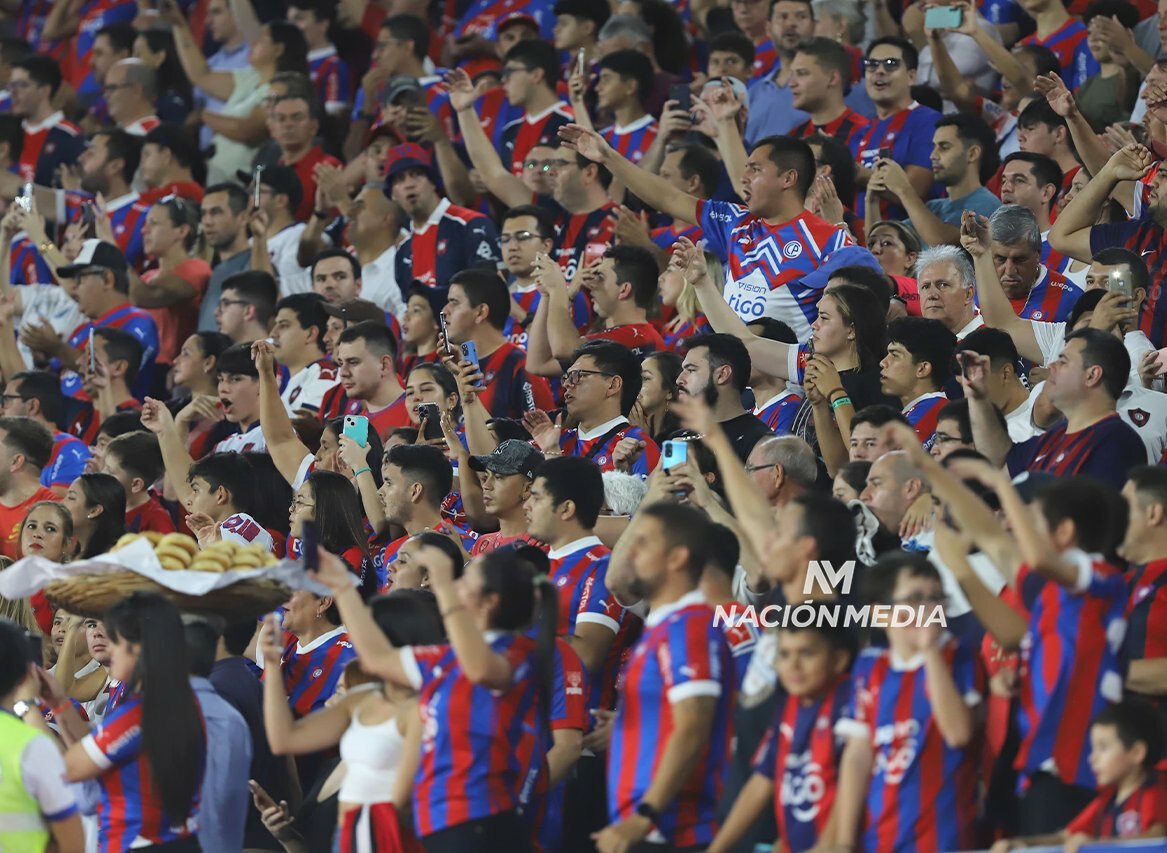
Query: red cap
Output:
[[460, 56, 503, 81], [498, 12, 539, 32]]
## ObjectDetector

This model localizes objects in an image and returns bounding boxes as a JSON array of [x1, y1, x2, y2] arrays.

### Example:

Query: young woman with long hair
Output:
[[38, 592, 206, 851], [20, 501, 76, 634], [313, 545, 559, 853], [632, 351, 683, 445], [262, 587, 448, 853], [62, 474, 126, 559]]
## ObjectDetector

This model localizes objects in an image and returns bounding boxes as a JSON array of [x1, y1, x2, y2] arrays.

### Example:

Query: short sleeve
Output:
[[750, 720, 779, 779], [1029, 320, 1068, 365], [82, 701, 142, 770], [1089, 220, 1150, 258], [901, 110, 939, 168], [21, 735, 77, 821], [220, 513, 275, 552], [552, 642, 589, 731], [787, 343, 809, 386], [835, 653, 875, 739], [659, 618, 723, 704], [575, 562, 623, 634], [949, 639, 984, 707]]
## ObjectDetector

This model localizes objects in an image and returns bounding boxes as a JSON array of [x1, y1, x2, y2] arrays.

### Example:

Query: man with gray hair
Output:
[[915, 244, 982, 339], [746, 433, 817, 508], [859, 449, 928, 541], [987, 203, 1083, 323], [103, 59, 160, 137]]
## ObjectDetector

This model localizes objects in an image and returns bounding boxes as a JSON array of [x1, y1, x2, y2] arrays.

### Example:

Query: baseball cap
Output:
[[57, 239, 128, 278], [701, 77, 748, 103], [498, 12, 539, 32], [460, 56, 503, 82], [235, 164, 303, 213], [468, 439, 545, 480], [321, 298, 386, 325], [381, 75, 424, 106], [385, 143, 439, 187]]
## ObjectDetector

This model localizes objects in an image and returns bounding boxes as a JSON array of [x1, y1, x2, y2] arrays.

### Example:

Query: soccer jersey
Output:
[[402, 633, 539, 836], [753, 38, 779, 79], [63, 303, 159, 401], [126, 497, 177, 535], [1125, 559, 1167, 701], [753, 389, 803, 435], [1013, 553, 1128, 789], [651, 222, 703, 255], [558, 417, 661, 477], [471, 531, 545, 556], [452, 0, 556, 40], [502, 102, 575, 176], [472, 342, 556, 419], [318, 388, 412, 441], [1015, 266, 1083, 323], [548, 536, 620, 638], [600, 115, 659, 165], [220, 512, 276, 552], [504, 283, 592, 347], [1006, 413, 1146, 489], [80, 695, 204, 853], [1019, 19, 1096, 90], [471, 87, 525, 154], [608, 590, 734, 848], [539, 196, 618, 281], [213, 422, 266, 454], [65, 0, 136, 90], [281, 358, 340, 415], [697, 200, 855, 337], [1065, 777, 1167, 839], [854, 102, 943, 222], [790, 108, 870, 150], [752, 677, 851, 852], [9, 233, 53, 285], [395, 198, 502, 290], [19, 111, 87, 187], [307, 46, 352, 114], [836, 636, 982, 853], [281, 146, 343, 225], [64, 192, 150, 272], [1090, 219, 1167, 347], [278, 626, 356, 718], [585, 322, 666, 359], [67, 399, 142, 447], [902, 391, 948, 451], [41, 430, 90, 490]]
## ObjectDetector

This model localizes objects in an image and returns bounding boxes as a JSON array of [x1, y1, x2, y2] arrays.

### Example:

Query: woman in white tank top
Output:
[[261, 586, 449, 853]]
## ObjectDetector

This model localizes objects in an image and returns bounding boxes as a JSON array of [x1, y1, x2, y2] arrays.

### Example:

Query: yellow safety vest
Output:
[[0, 710, 52, 852]]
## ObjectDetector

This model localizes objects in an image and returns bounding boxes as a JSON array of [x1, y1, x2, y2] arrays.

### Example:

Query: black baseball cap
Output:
[[57, 239, 128, 278], [468, 439, 545, 480], [235, 164, 303, 213]]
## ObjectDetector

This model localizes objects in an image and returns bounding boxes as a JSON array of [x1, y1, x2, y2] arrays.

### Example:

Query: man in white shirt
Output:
[[240, 165, 313, 296], [344, 187, 407, 316], [958, 326, 1042, 443], [915, 244, 983, 340]]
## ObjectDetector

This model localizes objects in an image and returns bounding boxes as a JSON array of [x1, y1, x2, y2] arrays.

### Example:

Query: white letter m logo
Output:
[[803, 560, 856, 596]]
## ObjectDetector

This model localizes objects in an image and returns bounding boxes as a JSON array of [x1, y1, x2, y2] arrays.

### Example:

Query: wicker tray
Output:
[[43, 571, 290, 620]]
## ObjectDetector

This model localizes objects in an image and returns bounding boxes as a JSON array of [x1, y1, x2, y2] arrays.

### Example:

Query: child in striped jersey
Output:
[[992, 700, 1167, 851], [710, 615, 854, 853]]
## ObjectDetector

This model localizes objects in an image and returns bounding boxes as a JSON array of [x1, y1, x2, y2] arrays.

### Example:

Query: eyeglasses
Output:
[[561, 369, 615, 386], [525, 160, 553, 173], [219, 298, 250, 309], [932, 432, 963, 445], [863, 57, 903, 72], [547, 159, 573, 170], [744, 462, 779, 473], [500, 231, 538, 245], [289, 497, 316, 511], [0, 395, 27, 405]]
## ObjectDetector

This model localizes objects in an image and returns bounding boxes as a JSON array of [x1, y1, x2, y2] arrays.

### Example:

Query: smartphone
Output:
[[878, 145, 893, 161], [1108, 269, 1133, 299], [438, 312, 453, 353], [661, 439, 688, 471], [81, 201, 96, 237], [22, 630, 41, 666], [576, 48, 586, 77], [342, 414, 369, 448], [87, 327, 96, 375], [417, 403, 443, 439], [252, 165, 264, 209], [460, 341, 483, 387], [669, 83, 692, 114], [923, 5, 963, 29], [806, 336, 815, 358], [584, 242, 607, 267], [17, 183, 32, 213], [301, 520, 318, 573]]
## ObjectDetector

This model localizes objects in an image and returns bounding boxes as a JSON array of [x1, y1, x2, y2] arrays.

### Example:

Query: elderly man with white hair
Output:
[[915, 244, 983, 340]]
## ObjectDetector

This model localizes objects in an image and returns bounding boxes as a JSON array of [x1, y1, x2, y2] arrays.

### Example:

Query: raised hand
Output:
[[614, 205, 652, 248], [139, 397, 175, 434], [703, 78, 743, 123], [176, 394, 224, 428], [1033, 72, 1077, 118], [186, 511, 221, 548], [251, 339, 276, 375], [955, 350, 992, 400], [532, 251, 567, 293], [959, 211, 990, 258], [443, 67, 477, 113], [672, 392, 717, 436], [656, 100, 693, 138], [558, 124, 612, 164], [256, 614, 284, 667], [522, 409, 562, 452], [1106, 142, 1156, 182]]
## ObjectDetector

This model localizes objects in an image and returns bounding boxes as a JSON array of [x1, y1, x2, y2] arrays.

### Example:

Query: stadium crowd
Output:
[[2, 0, 1167, 850]]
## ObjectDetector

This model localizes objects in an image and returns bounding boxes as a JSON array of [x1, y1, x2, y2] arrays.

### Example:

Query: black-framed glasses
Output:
[[289, 497, 316, 511], [0, 394, 27, 405], [744, 462, 779, 473], [561, 369, 615, 386], [218, 298, 250, 309], [500, 231, 538, 245], [863, 57, 903, 72]]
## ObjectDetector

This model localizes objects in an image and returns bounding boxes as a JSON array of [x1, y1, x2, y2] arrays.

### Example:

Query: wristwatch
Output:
[[635, 802, 661, 825]]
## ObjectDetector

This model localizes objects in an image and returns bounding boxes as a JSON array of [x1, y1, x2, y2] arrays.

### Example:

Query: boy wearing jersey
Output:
[[992, 700, 1167, 851], [0, 371, 91, 495], [102, 433, 177, 535], [595, 50, 658, 166], [878, 317, 954, 451], [441, 269, 556, 419], [833, 554, 981, 853], [599, 502, 734, 851], [67, 328, 144, 446], [711, 619, 853, 853], [498, 40, 575, 176], [180, 453, 274, 552]]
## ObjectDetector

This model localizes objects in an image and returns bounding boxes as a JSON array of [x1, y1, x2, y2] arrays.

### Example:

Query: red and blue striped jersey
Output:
[[14, 0, 52, 49], [504, 284, 592, 347], [19, 112, 87, 187], [395, 198, 502, 290], [42, 430, 91, 490], [651, 222, 703, 254], [902, 391, 948, 451], [64, 303, 159, 400], [608, 591, 734, 847], [470, 88, 525, 154], [586, 322, 667, 360], [752, 676, 851, 852], [697, 201, 854, 337], [356, 74, 456, 140], [472, 341, 557, 418], [64, 192, 150, 271], [754, 389, 804, 435], [319, 387, 412, 442], [540, 197, 618, 281], [1065, 777, 1167, 839], [837, 637, 982, 853], [376, 532, 409, 592], [1090, 219, 1167, 347], [80, 695, 203, 853], [68, 400, 142, 446], [278, 627, 356, 718], [1006, 413, 1147, 489], [307, 46, 352, 112], [9, 234, 53, 284], [1040, 238, 1073, 278], [790, 108, 871, 150], [1015, 266, 1083, 323], [713, 601, 761, 690], [502, 102, 575, 176], [558, 419, 661, 477], [1013, 555, 1129, 789], [453, 0, 555, 39], [405, 633, 540, 836], [548, 536, 619, 637], [1020, 19, 1097, 90], [753, 39, 779, 79], [64, 0, 136, 89], [663, 313, 714, 354], [600, 115, 659, 166], [854, 103, 942, 221], [1125, 560, 1167, 696]]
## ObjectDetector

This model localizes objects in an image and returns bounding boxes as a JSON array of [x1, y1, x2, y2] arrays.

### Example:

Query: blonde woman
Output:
[[660, 250, 718, 353]]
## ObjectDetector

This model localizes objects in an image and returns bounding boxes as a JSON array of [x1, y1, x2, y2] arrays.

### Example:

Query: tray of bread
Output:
[[28, 533, 294, 621]]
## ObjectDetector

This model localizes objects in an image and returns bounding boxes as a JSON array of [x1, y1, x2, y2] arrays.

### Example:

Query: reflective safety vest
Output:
[[0, 710, 51, 852]]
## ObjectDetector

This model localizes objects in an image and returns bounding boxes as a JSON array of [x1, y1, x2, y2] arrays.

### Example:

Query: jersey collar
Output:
[[23, 110, 65, 133], [547, 535, 604, 560], [645, 589, 706, 628], [577, 415, 627, 441], [296, 624, 347, 654]]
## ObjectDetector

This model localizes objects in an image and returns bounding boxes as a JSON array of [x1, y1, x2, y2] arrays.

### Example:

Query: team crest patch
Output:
[[1129, 408, 1150, 427], [783, 242, 802, 259]]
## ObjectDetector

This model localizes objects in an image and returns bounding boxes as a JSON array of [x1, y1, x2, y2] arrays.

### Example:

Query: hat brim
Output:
[[56, 261, 93, 278]]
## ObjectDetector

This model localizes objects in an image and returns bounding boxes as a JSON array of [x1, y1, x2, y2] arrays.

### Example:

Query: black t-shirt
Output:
[[720, 412, 775, 462]]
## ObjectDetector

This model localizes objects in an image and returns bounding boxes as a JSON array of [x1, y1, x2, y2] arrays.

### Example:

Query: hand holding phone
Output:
[[417, 403, 443, 439], [460, 341, 482, 387], [88, 327, 96, 375], [252, 165, 265, 209], [438, 312, 453, 354], [669, 83, 692, 115], [342, 414, 369, 448], [1107, 269, 1133, 299], [576, 48, 586, 77], [661, 439, 688, 471]]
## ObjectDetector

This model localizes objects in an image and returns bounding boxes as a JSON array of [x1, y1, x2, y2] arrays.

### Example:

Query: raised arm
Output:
[[872, 159, 959, 247], [446, 69, 534, 210], [1050, 144, 1155, 262], [251, 340, 313, 484], [560, 124, 699, 226], [928, 30, 977, 112], [163, 0, 236, 103], [140, 397, 198, 505]]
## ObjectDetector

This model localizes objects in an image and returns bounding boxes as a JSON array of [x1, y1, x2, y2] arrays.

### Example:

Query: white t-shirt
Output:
[[1117, 384, 1167, 464], [1030, 322, 1153, 386], [220, 511, 274, 552], [18, 283, 85, 369], [214, 422, 267, 454], [19, 732, 77, 820], [1004, 384, 1043, 444], [359, 243, 406, 318], [268, 223, 316, 296]]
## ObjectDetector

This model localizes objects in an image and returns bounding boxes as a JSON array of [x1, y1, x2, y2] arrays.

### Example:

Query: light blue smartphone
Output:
[[342, 414, 369, 448], [662, 440, 688, 471], [924, 5, 962, 29]]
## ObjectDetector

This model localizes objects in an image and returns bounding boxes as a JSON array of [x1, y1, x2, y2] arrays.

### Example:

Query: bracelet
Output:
[[50, 701, 72, 718], [826, 387, 846, 400], [441, 604, 466, 619], [352, 466, 371, 477], [830, 396, 852, 411]]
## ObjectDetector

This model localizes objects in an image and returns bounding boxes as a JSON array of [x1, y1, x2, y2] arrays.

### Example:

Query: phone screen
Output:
[[439, 313, 453, 353]]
